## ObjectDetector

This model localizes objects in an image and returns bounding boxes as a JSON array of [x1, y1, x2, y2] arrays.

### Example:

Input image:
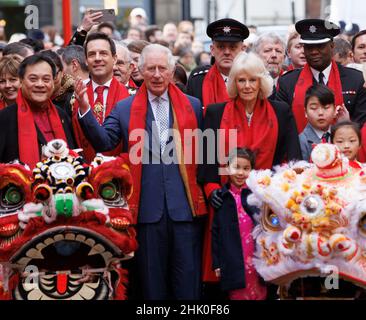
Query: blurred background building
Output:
[[0, 0, 365, 42]]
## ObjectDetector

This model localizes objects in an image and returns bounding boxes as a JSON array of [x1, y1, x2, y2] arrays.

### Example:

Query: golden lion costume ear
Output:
[[0, 164, 33, 213], [90, 156, 133, 202]]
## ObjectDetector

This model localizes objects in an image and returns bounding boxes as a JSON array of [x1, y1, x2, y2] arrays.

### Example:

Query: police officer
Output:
[[186, 18, 249, 110], [277, 19, 366, 133]]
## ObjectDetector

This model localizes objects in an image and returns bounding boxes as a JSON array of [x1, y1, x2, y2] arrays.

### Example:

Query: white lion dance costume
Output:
[[247, 143, 366, 299]]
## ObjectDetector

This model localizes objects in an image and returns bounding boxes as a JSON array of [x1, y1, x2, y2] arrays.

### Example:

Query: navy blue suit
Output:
[[79, 93, 204, 299]]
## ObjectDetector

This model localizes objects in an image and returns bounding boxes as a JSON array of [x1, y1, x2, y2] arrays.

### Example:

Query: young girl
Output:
[[211, 147, 267, 300], [331, 120, 362, 169]]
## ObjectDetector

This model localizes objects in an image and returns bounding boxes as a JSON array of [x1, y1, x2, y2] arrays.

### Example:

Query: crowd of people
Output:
[[0, 6, 366, 300]]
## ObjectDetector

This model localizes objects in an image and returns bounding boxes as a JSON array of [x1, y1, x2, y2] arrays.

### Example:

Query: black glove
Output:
[[210, 189, 223, 210]]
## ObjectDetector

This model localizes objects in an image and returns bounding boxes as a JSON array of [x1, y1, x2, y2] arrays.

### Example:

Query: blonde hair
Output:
[[0, 55, 21, 78], [287, 31, 301, 52], [227, 52, 273, 99]]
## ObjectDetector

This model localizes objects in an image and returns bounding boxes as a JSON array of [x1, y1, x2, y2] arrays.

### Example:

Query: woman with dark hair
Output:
[[174, 63, 188, 93]]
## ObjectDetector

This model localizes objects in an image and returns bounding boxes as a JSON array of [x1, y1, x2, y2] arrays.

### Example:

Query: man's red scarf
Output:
[[16, 90, 67, 169], [0, 99, 5, 110], [292, 60, 344, 133], [72, 77, 129, 163], [202, 64, 229, 112], [127, 78, 138, 89], [127, 82, 207, 223]]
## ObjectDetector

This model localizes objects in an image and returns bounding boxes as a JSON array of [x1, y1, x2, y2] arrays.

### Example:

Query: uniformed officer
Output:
[[277, 19, 366, 133], [186, 18, 249, 111]]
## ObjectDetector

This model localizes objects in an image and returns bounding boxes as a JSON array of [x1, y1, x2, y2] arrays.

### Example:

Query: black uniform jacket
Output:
[[186, 65, 211, 104], [0, 103, 76, 164], [276, 64, 366, 126]]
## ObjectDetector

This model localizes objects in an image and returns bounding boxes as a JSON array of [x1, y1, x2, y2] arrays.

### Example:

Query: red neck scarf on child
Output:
[[127, 82, 207, 222], [292, 60, 344, 133], [16, 90, 67, 169]]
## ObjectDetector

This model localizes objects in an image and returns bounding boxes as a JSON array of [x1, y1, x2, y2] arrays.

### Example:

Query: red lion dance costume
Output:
[[0, 139, 137, 300]]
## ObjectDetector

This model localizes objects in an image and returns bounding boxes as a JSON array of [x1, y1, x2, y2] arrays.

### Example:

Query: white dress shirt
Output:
[[313, 127, 331, 141], [91, 79, 112, 105], [221, 73, 229, 87], [78, 79, 112, 118], [311, 63, 332, 85]]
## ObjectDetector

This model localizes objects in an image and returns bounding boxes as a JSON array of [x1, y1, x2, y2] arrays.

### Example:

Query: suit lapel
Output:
[[305, 125, 321, 144]]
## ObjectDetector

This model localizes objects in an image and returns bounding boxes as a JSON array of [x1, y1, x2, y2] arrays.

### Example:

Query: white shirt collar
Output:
[[147, 90, 169, 104], [91, 78, 113, 91], [221, 73, 228, 85], [310, 63, 332, 84], [312, 126, 331, 140]]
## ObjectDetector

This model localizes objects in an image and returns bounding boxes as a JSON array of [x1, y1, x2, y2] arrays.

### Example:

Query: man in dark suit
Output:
[[277, 19, 366, 133], [75, 44, 207, 300], [0, 54, 75, 168], [186, 18, 249, 109]]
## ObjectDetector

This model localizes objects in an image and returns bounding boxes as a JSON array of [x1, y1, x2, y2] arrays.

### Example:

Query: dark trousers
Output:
[[136, 201, 203, 300]]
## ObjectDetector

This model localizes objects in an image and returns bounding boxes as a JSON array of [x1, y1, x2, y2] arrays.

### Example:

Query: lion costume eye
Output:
[[100, 182, 117, 200], [0, 184, 25, 214], [358, 213, 366, 236], [98, 179, 126, 207], [262, 205, 281, 231]]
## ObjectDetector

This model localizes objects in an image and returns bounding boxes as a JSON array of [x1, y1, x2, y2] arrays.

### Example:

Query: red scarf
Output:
[[16, 90, 67, 169], [72, 77, 129, 163], [276, 69, 286, 90], [0, 99, 5, 110], [127, 83, 207, 223], [128, 78, 138, 89], [202, 64, 229, 113], [220, 97, 279, 172], [292, 60, 344, 133]]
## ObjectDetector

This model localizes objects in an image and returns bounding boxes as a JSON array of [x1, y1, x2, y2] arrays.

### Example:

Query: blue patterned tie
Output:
[[154, 97, 169, 152]]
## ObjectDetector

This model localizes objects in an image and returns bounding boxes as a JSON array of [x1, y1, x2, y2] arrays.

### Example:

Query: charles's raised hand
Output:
[[74, 77, 90, 115]]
